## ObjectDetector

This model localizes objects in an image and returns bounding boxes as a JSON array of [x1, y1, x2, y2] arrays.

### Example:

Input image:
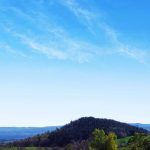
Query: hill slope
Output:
[[12, 117, 148, 147]]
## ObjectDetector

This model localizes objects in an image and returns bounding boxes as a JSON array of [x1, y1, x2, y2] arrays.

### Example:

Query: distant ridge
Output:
[[12, 117, 148, 147], [0, 126, 60, 143], [131, 123, 150, 131]]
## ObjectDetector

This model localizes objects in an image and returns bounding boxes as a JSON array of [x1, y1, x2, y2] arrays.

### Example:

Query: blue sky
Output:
[[0, 0, 150, 126]]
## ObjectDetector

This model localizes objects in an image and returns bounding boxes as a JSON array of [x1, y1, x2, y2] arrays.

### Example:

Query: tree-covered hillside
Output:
[[12, 117, 148, 147]]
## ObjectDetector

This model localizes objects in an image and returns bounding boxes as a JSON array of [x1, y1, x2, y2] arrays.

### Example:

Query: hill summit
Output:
[[13, 117, 148, 147]]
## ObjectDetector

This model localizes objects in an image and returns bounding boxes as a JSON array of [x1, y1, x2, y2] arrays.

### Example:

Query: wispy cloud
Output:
[[9, 29, 102, 63], [101, 24, 148, 63], [2, 5, 107, 63], [62, 0, 149, 63], [0, 42, 28, 58], [0, 0, 149, 63], [61, 0, 98, 34]]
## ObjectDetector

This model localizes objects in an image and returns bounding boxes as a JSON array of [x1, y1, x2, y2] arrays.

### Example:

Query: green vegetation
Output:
[[0, 118, 150, 150], [1, 130, 150, 150], [0, 147, 59, 150], [64, 130, 150, 150], [89, 129, 117, 150], [11, 117, 148, 147], [118, 134, 150, 150], [0, 148, 40, 150], [117, 136, 132, 146]]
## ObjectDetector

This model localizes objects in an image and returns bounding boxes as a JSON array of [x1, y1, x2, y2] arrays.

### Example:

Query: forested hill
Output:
[[12, 117, 148, 147]]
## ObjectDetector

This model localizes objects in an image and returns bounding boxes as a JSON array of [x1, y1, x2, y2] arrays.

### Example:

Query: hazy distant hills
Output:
[[12, 117, 148, 147], [131, 123, 150, 131], [0, 126, 60, 143]]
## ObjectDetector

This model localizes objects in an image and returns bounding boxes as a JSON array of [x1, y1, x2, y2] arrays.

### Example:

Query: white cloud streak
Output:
[[10, 30, 102, 63], [62, 0, 149, 63], [0, 42, 27, 58], [2, 5, 108, 63], [1, 0, 149, 63]]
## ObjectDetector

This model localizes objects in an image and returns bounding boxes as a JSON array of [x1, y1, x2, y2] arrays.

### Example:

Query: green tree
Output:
[[89, 129, 118, 150], [106, 133, 118, 150], [128, 133, 146, 150], [90, 129, 107, 150], [143, 138, 150, 150]]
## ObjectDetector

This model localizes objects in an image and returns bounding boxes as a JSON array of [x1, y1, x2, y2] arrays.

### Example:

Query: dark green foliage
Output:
[[117, 136, 132, 147], [118, 134, 150, 150], [128, 133, 146, 149], [64, 140, 89, 150], [11, 117, 148, 147], [143, 138, 150, 150]]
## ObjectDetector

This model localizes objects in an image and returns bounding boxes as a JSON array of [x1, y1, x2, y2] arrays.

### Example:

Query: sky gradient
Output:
[[0, 0, 150, 126]]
